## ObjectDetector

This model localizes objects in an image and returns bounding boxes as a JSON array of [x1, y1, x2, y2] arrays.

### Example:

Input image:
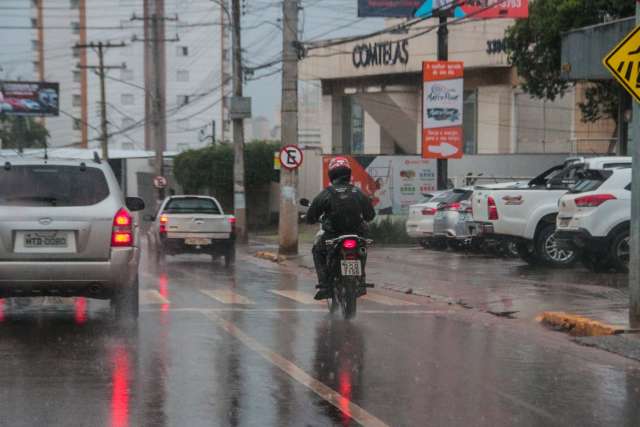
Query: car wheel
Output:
[[448, 239, 465, 252], [418, 239, 431, 249], [431, 239, 448, 251], [609, 228, 630, 273], [516, 241, 539, 265], [112, 275, 139, 321], [535, 224, 578, 267]]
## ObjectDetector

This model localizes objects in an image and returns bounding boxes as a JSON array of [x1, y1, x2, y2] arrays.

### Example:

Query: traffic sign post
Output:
[[279, 145, 304, 170], [604, 5, 640, 326]]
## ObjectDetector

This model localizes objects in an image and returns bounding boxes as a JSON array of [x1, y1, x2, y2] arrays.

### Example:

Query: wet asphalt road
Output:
[[1, 247, 640, 427]]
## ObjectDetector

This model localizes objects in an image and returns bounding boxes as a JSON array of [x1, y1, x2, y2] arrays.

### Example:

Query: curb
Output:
[[537, 311, 623, 337], [254, 251, 286, 263]]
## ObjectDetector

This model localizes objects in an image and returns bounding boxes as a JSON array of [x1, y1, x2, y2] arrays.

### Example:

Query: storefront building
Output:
[[300, 19, 615, 157]]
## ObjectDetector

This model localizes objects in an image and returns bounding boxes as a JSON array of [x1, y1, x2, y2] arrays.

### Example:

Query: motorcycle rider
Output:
[[306, 157, 376, 300]]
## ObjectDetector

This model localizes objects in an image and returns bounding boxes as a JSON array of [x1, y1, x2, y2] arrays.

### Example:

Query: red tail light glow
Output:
[[159, 214, 168, 234], [422, 208, 436, 216], [488, 196, 499, 221], [442, 202, 461, 211], [575, 194, 616, 208], [112, 208, 133, 247], [342, 239, 357, 249], [228, 216, 236, 235]]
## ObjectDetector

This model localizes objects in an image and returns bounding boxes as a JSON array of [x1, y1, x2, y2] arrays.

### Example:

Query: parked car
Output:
[[432, 188, 473, 250], [556, 168, 631, 272], [147, 195, 236, 267], [470, 156, 631, 267], [0, 156, 145, 319], [406, 190, 465, 249]]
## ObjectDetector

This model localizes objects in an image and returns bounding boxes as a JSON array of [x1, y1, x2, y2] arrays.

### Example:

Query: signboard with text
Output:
[[415, 0, 529, 19], [0, 81, 59, 117], [422, 61, 464, 159], [323, 155, 437, 215], [358, 0, 423, 17]]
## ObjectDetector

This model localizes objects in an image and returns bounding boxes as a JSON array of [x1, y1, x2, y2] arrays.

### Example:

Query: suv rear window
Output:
[[0, 165, 110, 206], [164, 197, 221, 214], [569, 170, 613, 193]]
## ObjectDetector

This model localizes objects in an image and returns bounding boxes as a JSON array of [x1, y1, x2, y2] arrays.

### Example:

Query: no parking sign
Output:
[[279, 145, 304, 170]]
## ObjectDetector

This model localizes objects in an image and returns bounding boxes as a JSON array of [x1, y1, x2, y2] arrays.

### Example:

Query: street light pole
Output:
[[436, 12, 449, 190], [630, 2, 640, 327]]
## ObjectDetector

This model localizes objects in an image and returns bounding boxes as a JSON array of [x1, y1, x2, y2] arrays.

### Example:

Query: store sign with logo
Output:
[[352, 40, 410, 69]]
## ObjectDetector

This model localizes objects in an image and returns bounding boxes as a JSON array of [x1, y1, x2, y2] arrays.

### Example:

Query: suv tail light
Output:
[[422, 207, 436, 216], [488, 196, 499, 221], [342, 239, 357, 249], [441, 202, 461, 211], [575, 194, 616, 207], [112, 208, 133, 247], [159, 214, 169, 234]]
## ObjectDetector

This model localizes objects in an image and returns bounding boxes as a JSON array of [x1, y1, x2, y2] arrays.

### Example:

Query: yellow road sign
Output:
[[604, 25, 640, 103]]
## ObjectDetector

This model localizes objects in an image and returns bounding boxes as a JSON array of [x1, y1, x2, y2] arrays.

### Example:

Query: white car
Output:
[[471, 157, 631, 267], [406, 191, 464, 249], [556, 168, 631, 272]]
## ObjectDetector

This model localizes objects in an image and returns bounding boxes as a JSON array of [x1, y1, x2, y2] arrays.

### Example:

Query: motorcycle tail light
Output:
[[342, 239, 357, 249]]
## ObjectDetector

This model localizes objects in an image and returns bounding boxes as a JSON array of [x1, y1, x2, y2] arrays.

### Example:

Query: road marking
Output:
[[140, 290, 170, 305], [200, 289, 254, 305], [270, 290, 324, 305], [361, 293, 419, 306], [203, 311, 389, 427], [142, 307, 447, 315]]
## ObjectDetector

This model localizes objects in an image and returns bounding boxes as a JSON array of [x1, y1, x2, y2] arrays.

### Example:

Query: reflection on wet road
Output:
[[0, 250, 639, 427]]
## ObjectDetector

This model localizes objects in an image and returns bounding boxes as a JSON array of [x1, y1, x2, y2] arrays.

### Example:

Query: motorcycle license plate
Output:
[[340, 260, 362, 276]]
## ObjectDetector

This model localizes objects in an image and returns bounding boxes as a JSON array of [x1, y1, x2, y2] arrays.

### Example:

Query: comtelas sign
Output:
[[352, 40, 409, 68]]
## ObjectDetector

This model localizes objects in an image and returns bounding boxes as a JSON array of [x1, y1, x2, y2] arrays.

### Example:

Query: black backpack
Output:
[[327, 185, 363, 234]]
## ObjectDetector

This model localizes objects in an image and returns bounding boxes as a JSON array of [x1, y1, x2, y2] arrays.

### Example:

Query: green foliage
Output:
[[0, 116, 49, 149], [504, 0, 633, 110], [173, 141, 280, 195], [367, 216, 412, 245]]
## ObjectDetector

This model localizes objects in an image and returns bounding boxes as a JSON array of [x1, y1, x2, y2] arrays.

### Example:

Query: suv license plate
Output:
[[24, 232, 68, 248], [185, 238, 212, 246], [340, 260, 362, 276]]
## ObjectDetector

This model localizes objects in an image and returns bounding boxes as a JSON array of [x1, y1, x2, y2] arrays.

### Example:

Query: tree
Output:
[[0, 116, 49, 150], [504, 0, 634, 143]]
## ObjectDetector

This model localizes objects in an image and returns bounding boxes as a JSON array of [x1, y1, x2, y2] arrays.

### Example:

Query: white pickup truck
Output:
[[469, 157, 631, 267], [147, 195, 236, 267]]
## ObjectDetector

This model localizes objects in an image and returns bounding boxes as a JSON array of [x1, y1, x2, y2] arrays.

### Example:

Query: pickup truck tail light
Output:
[[159, 214, 169, 234], [575, 194, 616, 207], [112, 208, 133, 247], [422, 208, 436, 216], [488, 196, 499, 221], [228, 216, 236, 235]]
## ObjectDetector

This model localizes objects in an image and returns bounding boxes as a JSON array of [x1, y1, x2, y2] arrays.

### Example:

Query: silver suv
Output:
[[0, 156, 145, 319]]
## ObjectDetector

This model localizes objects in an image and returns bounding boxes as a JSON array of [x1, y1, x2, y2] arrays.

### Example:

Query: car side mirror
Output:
[[299, 198, 310, 207], [126, 197, 146, 212]]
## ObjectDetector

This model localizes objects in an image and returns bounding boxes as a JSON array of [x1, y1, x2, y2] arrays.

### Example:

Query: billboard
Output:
[[422, 61, 464, 159], [0, 81, 59, 117], [415, 0, 529, 19], [358, 0, 424, 17], [323, 155, 437, 215]]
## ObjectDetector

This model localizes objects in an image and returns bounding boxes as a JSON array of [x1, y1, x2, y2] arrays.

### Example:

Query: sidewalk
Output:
[[249, 238, 640, 361]]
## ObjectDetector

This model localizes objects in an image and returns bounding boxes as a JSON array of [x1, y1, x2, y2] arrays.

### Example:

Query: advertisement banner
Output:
[[358, 0, 424, 17], [415, 0, 529, 19], [323, 155, 437, 215], [0, 81, 60, 117], [422, 61, 464, 159]]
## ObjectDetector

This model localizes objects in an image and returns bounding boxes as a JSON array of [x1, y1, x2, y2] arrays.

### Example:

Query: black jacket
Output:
[[306, 176, 376, 235]]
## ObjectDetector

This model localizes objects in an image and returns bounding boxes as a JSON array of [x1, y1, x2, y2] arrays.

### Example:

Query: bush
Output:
[[367, 216, 412, 245]]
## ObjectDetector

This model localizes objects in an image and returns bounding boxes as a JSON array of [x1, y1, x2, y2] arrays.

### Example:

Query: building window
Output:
[[73, 118, 82, 130], [177, 69, 189, 82], [71, 21, 80, 35], [72, 94, 81, 107], [121, 94, 134, 105], [177, 95, 190, 106], [463, 90, 478, 155], [120, 69, 133, 81], [340, 96, 364, 154], [177, 46, 189, 57], [122, 117, 134, 128], [70, 0, 79, 9], [73, 70, 81, 83]]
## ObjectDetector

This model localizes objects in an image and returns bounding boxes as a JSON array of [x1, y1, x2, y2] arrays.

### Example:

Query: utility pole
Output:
[[630, 2, 640, 327], [133, 4, 177, 202], [220, 0, 232, 143], [436, 12, 449, 190], [278, 0, 299, 255], [231, 0, 248, 244], [76, 41, 127, 160]]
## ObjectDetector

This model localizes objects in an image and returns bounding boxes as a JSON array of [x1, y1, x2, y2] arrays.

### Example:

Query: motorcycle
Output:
[[323, 234, 374, 320]]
